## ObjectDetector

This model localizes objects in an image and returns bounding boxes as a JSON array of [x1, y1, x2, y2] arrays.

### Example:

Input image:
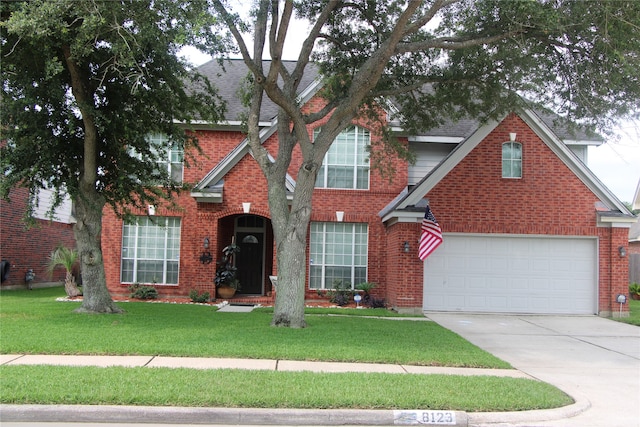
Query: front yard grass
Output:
[[0, 287, 506, 367], [614, 298, 640, 326], [0, 287, 573, 411], [0, 365, 572, 411]]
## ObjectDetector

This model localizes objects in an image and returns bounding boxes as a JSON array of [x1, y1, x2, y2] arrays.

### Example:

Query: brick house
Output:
[[101, 59, 635, 316], [0, 187, 76, 288]]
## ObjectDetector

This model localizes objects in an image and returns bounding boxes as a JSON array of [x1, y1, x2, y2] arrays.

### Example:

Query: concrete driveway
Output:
[[427, 313, 640, 427]]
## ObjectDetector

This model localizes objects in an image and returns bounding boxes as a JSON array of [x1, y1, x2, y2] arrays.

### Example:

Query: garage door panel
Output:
[[424, 235, 597, 314]]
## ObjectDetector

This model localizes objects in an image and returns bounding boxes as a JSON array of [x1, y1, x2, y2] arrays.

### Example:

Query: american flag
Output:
[[418, 206, 443, 261]]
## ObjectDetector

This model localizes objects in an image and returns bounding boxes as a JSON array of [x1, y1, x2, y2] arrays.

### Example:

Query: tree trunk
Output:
[[73, 187, 122, 314], [270, 163, 316, 328], [64, 270, 81, 298]]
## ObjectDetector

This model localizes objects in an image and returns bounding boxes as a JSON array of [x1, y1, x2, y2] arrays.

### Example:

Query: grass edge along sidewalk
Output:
[[0, 287, 573, 412]]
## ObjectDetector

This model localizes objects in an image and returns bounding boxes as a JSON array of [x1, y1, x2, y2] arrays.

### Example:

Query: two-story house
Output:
[[101, 59, 635, 316]]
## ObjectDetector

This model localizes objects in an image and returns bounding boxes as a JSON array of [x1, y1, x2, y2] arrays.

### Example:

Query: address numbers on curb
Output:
[[394, 410, 457, 425]]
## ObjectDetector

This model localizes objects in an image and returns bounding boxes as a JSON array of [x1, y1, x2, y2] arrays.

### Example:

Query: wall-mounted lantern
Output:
[[403, 241, 410, 253], [199, 237, 213, 264], [619, 246, 627, 258]]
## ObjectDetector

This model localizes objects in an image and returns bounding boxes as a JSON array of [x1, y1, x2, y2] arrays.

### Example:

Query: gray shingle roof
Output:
[[197, 59, 319, 123], [197, 59, 601, 142]]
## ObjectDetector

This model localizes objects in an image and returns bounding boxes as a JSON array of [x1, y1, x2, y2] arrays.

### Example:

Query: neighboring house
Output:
[[101, 59, 635, 316], [629, 180, 640, 284], [0, 187, 76, 288]]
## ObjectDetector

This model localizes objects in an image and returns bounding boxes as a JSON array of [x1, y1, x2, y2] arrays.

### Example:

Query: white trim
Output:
[[563, 139, 603, 146], [406, 136, 464, 144]]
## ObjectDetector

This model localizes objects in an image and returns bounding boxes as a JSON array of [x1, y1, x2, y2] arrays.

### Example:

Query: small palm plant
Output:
[[47, 245, 81, 297]]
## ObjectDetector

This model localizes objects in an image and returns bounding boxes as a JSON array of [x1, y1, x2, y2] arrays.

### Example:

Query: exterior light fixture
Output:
[[616, 294, 627, 317], [619, 246, 627, 257], [200, 237, 212, 264], [403, 241, 410, 253]]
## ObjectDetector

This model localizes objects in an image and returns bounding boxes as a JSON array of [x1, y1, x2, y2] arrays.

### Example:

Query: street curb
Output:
[[467, 391, 591, 426], [0, 404, 469, 426]]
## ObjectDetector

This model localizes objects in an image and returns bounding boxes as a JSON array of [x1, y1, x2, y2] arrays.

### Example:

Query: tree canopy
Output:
[[210, 0, 640, 327], [1, 0, 226, 312]]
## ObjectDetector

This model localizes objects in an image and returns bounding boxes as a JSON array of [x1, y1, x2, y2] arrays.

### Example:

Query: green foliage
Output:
[[214, 241, 241, 289], [326, 279, 354, 306], [0, 287, 509, 368], [630, 283, 640, 296], [0, 0, 227, 218], [189, 289, 210, 303], [300, 0, 640, 136], [0, 365, 572, 411], [616, 299, 640, 326], [128, 284, 158, 300], [46, 245, 78, 276]]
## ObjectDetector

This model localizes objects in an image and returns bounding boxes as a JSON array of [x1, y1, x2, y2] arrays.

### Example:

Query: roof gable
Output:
[[190, 124, 296, 203], [381, 109, 632, 223]]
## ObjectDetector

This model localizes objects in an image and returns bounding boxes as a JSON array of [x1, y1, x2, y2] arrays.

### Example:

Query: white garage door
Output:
[[423, 234, 597, 314]]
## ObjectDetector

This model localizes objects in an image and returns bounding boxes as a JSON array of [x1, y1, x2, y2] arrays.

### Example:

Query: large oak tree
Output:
[[1, 0, 225, 313], [208, 0, 640, 327]]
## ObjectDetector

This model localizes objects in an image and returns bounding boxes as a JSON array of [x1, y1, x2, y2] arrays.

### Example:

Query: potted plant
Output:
[[47, 245, 81, 297], [629, 283, 640, 300], [215, 238, 241, 299]]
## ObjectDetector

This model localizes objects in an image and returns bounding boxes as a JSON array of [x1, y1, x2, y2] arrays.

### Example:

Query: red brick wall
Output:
[[385, 222, 424, 311], [417, 113, 624, 315], [101, 102, 409, 300], [0, 187, 75, 287]]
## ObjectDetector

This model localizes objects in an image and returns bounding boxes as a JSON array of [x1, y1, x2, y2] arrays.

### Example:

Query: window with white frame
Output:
[[309, 222, 368, 289], [121, 216, 181, 284], [147, 133, 184, 183], [502, 141, 522, 178], [315, 126, 370, 189]]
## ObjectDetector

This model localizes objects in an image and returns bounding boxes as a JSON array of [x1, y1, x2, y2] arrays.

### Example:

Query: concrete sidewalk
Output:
[[0, 353, 530, 377], [1, 353, 585, 426]]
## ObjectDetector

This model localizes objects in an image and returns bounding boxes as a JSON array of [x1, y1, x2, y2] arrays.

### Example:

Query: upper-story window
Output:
[[502, 141, 522, 178], [315, 126, 370, 190], [147, 134, 184, 183]]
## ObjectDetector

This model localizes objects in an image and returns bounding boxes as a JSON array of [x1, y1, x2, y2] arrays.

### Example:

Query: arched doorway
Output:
[[234, 215, 267, 295]]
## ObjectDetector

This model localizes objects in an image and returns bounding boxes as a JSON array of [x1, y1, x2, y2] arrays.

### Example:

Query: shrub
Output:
[[189, 289, 210, 303], [327, 279, 354, 306], [128, 284, 158, 300], [367, 297, 387, 308]]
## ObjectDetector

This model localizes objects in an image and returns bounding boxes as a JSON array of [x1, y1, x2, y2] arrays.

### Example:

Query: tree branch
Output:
[[397, 31, 525, 53]]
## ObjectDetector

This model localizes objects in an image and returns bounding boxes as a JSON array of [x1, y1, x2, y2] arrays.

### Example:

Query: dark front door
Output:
[[235, 231, 264, 295]]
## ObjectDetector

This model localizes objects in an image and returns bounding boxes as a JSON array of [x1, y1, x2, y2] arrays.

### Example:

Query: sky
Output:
[[588, 123, 640, 204]]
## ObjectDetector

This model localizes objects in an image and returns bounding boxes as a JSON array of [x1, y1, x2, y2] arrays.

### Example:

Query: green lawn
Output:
[[614, 298, 640, 326], [0, 287, 573, 411]]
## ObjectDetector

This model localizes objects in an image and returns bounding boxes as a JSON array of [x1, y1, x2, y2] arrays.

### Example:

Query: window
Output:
[[121, 216, 181, 284], [315, 126, 370, 189], [309, 222, 368, 289], [502, 142, 522, 178], [147, 134, 184, 183]]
